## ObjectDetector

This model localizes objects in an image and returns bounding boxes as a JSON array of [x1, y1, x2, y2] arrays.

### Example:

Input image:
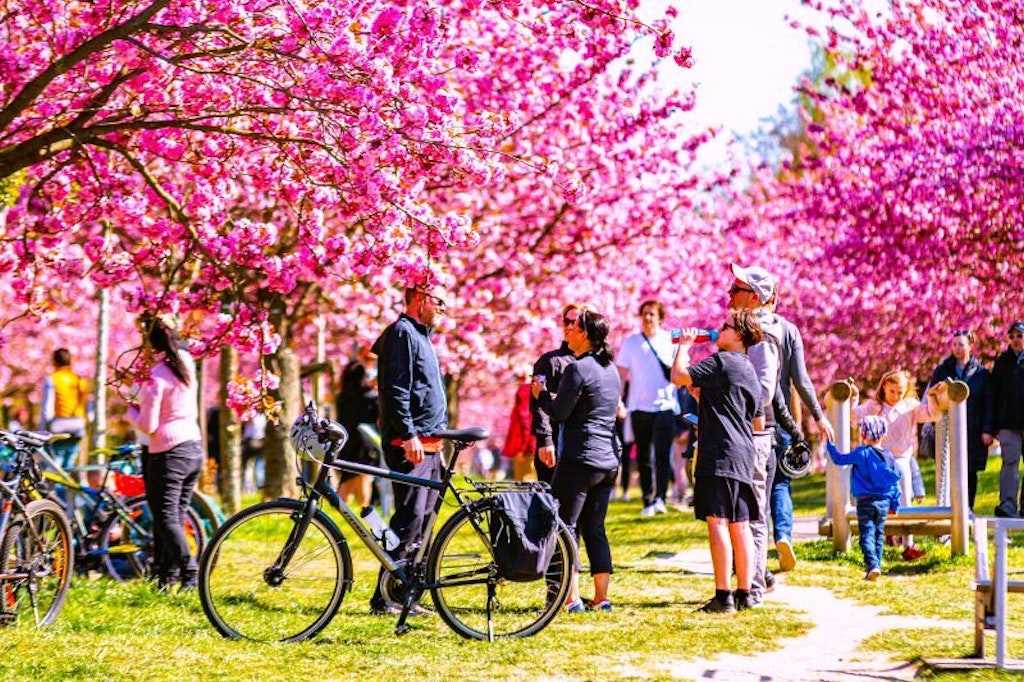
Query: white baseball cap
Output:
[[731, 263, 777, 305]]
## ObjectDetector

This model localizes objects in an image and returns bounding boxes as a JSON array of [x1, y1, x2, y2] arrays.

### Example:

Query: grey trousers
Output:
[[997, 429, 1023, 516], [751, 432, 775, 597]]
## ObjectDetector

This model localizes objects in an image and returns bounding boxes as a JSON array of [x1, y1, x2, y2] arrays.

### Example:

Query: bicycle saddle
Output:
[[14, 430, 71, 446], [433, 427, 489, 443]]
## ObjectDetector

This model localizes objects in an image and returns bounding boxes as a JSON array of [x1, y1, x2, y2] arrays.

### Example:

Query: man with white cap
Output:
[[727, 263, 784, 605]]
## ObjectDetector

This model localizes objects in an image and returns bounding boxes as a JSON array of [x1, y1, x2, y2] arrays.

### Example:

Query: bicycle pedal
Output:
[[394, 623, 411, 637], [0, 611, 16, 624]]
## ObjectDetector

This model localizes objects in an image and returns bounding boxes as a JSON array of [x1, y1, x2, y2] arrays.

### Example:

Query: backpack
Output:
[[489, 492, 559, 582]]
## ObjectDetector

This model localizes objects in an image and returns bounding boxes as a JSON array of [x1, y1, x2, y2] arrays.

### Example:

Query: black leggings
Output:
[[144, 440, 203, 583], [551, 459, 616, 575]]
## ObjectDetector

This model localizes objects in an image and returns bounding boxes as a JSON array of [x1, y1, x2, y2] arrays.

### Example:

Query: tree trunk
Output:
[[445, 373, 462, 429], [90, 287, 109, 457], [263, 344, 301, 499], [218, 345, 243, 513]]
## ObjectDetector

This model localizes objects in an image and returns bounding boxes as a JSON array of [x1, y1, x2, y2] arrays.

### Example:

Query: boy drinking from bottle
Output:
[[825, 416, 902, 581]]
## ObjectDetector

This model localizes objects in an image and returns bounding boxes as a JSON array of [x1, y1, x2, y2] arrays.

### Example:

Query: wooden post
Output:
[[827, 380, 853, 552]]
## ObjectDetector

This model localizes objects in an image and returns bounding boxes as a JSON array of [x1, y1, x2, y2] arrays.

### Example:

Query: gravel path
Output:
[[655, 545, 967, 681]]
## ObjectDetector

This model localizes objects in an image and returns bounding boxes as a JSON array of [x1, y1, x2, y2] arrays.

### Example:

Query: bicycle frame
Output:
[[274, 440, 480, 587], [38, 450, 151, 560]]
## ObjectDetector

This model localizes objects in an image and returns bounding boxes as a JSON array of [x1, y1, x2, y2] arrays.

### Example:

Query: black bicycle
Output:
[[0, 429, 74, 627], [199, 406, 577, 642]]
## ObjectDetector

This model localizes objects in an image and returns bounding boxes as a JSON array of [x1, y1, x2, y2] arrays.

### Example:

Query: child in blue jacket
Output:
[[825, 416, 902, 581]]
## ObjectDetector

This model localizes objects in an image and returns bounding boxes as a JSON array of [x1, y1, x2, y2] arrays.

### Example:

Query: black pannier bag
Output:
[[489, 492, 559, 582]]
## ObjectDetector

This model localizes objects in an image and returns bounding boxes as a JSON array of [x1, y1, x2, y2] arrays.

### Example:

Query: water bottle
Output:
[[361, 506, 399, 551], [670, 328, 719, 344]]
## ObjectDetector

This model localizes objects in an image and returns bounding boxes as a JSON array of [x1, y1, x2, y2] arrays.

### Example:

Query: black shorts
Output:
[[693, 475, 759, 523]]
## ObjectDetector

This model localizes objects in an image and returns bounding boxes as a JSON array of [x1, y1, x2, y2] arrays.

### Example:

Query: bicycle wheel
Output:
[[99, 497, 205, 581], [198, 499, 352, 642], [0, 498, 73, 627], [428, 499, 575, 640]]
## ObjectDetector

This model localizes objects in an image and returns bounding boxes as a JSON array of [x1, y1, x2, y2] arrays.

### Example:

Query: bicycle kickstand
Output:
[[394, 587, 422, 637]]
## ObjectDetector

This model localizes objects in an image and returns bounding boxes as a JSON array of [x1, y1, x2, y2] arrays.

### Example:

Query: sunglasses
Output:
[[1011, 332, 1024, 339], [721, 323, 736, 332], [418, 291, 446, 309], [562, 316, 579, 326], [728, 284, 754, 296]]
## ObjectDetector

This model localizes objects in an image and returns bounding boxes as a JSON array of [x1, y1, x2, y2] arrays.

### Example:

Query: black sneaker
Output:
[[697, 593, 735, 613], [735, 591, 761, 611], [765, 569, 776, 592]]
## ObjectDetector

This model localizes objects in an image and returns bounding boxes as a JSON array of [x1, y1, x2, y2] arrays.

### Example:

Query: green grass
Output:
[[789, 455, 1024, 673], [862, 628, 1024, 680], [0, 497, 811, 681]]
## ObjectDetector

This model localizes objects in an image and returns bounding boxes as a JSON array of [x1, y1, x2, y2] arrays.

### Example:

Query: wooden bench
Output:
[[972, 517, 1024, 664]]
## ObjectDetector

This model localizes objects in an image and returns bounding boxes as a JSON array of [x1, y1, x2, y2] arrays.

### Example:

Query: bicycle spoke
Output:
[[201, 504, 346, 642]]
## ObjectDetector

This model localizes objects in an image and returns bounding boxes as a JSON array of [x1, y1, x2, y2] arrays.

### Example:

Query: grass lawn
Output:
[[0, 495, 811, 682], [789, 455, 1024, 676]]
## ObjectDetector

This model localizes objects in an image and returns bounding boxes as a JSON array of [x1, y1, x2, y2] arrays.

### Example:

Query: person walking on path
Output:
[[615, 300, 679, 518], [726, 264, 784, 605], [984, 320, 1024, 517], [126, 315, 203, 590], [825, 416, 902, 581], [767, 285, 836, 573], [531, 304, 588, 484], [502, 366, 536, 480], [369, 283, 449, 615], [533, 309, 621, 613], [929, 330, 989, 510], [671, 310, 765, 613], [40, 348, 89, 470]]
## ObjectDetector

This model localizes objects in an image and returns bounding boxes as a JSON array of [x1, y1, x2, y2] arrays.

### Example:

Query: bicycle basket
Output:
[[489, 491, 559, 582], [114, 471, 146, 497]]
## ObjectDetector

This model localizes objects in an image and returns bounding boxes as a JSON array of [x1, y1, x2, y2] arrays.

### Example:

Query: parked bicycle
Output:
[[39, 444, 205, 581], [199, 404, 577, 642], [0, 429, 73, 627]]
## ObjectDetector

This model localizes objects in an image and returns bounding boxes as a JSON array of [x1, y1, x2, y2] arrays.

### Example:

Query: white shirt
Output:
[[616, 330, 679, 413]]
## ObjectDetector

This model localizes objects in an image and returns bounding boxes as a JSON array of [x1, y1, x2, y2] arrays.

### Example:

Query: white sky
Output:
[[640, 0, 825, 167]]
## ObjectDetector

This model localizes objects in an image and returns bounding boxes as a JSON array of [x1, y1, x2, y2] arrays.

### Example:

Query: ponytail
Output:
[[141, 314, 190, 385], [578, 310, 613, 367]]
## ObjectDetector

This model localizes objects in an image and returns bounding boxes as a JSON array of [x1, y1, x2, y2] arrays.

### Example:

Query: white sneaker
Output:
[[654, 498, 667, 514], [640, 504, 657, 518]]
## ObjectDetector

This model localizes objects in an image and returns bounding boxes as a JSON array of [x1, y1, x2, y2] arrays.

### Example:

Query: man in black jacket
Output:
[[983, 321, 1024, 517], [530, 304, 587, 483], [369, 284, 449, 613], [930, 330, 988, 510]]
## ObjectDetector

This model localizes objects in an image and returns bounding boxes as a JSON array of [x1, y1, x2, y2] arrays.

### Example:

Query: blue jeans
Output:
[[856, 497, 889, 571], [770, 429, 792, 543]]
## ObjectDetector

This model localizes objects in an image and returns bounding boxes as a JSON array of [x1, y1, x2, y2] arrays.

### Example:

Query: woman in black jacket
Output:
[[930, 330, 988, 509], [533, 310, 621, 613], [334, 361, 379, 507]]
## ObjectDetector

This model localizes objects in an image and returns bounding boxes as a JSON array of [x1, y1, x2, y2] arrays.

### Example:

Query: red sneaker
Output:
[[902, 545, 926, 561]]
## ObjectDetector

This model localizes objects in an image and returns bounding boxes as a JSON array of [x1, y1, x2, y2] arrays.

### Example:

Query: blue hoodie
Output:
[[825, 442, 902, 512]]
